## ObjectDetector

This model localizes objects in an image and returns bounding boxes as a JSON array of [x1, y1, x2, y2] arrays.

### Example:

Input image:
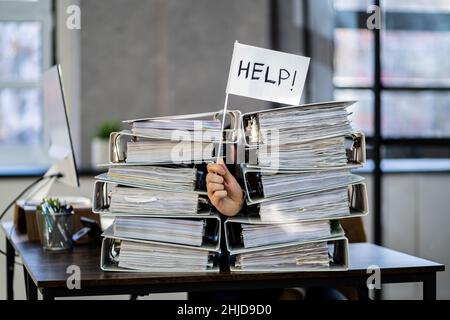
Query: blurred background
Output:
[[0, 0, 449, 299]]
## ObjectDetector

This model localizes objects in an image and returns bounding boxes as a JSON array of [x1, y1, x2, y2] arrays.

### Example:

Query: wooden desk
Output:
[[2, 221, 444, 300]]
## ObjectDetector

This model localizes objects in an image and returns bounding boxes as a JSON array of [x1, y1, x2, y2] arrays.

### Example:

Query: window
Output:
[[333, 0, 450, 245], [0, 0, 53, 174], [333, 0, 450, 164]]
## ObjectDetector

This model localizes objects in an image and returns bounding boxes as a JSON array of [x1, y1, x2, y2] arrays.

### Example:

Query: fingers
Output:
[[206, 172, 224, 184], [207, 162, 232, 181], [206, 172, 226, 202], [217, 159, 234, 180], [211, 190, 227, 204], [217, 158, 228, 173], [207, 182, 224, 193], [207, 163, 226, 176]]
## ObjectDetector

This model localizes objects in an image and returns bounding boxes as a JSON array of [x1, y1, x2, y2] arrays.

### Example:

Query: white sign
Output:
[[226, 42, 310, 105]]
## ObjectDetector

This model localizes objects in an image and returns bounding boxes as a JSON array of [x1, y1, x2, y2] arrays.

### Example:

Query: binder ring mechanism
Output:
[[348, 132, 365, 165], [213, 110, 241, 144]]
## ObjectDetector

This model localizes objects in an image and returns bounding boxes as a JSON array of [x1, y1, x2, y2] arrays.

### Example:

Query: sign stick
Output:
[[216, 93, 229, 163]]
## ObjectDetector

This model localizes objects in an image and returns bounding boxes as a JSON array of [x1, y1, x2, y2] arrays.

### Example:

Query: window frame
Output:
[[334, 2, 450, 146], [0, 0, 53, 173], [333, 0, 450, 248]]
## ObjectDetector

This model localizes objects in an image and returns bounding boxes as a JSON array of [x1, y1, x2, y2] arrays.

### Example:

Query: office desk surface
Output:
[[2, 221, 444, 294]]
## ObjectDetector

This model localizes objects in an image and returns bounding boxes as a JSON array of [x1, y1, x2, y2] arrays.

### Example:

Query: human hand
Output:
[[206, 160, 244, 217]]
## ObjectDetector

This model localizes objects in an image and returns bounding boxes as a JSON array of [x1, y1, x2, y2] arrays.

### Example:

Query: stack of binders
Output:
[[91, 101, 368, 273], [93, 111, 241, 272], [226, 100, 369, 272]]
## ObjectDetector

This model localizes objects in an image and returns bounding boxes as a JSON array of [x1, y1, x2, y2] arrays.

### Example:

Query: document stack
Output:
[[93, 111, 241, 272], [225, 100, 369, 272]]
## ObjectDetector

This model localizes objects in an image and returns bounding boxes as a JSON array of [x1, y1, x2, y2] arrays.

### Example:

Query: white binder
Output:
[[229, 236, 349, 272], [241, 165, 365, 204], [244, 132, 366, 171], [224, 218, 346, 254], [123, 109, 242, 144], [240, 100, 356, 148], [242, 182, 369, 222], [92, 180, 212, 216], [102, 213, 221, 252], [94, 165, 208, 195], [100, 237, 220, 273]]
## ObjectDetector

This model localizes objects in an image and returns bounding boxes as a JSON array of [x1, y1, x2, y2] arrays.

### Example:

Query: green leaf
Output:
[[95, 121, 121, 139]]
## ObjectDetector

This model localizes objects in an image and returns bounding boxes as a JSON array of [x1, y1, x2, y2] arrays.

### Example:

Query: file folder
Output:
[[92, 180, 212, 216], [107, 131, 216, 165], [240, 100, 356, 148], [224, 218, 345, 254], [241, 165, 365, 204], [102, 213, 221, 251], [123, 109, 242, 143], [94, 163, 208, 195], [242, 182, 368, 222], [244, 132, 366, 171], [100, 237, 220, 272], [229, 237, 349, 272]]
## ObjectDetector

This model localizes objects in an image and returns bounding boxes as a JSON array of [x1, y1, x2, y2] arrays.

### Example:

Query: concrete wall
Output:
[[79, 0, 270, 167]]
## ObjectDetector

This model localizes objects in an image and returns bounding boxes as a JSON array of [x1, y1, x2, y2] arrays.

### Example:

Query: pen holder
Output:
[[36, 207, 74, 251]]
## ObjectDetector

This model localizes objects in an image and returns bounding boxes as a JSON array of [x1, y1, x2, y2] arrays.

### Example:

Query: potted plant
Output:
[[91, 121, 121, 168]]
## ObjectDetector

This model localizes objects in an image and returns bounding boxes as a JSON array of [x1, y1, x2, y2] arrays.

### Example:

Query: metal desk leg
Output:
[[41, 290, 55, 300], [6, 237, 15, 300], [423, 273, 437, 300], [357, 285, 370, 300], [23, 266, 28, 299], [23, 267, 37, 300]]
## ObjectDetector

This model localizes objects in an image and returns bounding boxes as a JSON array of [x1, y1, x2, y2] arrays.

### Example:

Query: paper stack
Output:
[[226, 100, 368, 272], [104, 165, 198, 191], [234, 241, 344, 271], [93, 112, 241, 272], [246, 102, 352, 146], [130, 118, 222, 141], [108, 241, 215, 272], [240, 220, 332, 248], [256, 187, 351, 222], [112, 217, 206, 246], [91, 102, 368, 273], [100, 212, 221, 272]]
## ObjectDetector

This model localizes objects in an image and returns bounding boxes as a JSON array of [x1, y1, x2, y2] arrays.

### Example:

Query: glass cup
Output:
[[36, 208, 74, 251]]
